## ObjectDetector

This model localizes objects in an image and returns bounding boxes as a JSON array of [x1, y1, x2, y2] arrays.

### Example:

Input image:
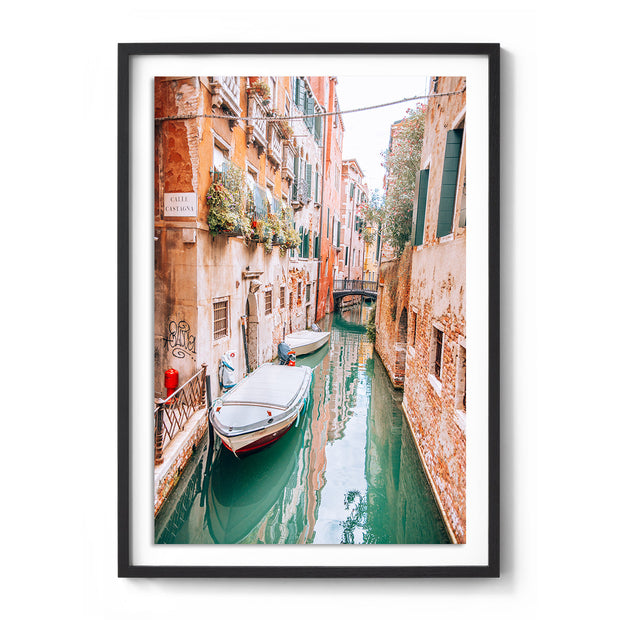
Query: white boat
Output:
[[284, 329, 330, 356], [210, 363, 312, 456]]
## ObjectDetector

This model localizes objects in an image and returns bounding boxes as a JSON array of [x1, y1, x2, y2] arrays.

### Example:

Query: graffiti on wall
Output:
[[163, 319, 196, 360]]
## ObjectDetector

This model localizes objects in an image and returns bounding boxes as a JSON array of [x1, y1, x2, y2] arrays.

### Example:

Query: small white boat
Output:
[[210, 363, 312, 456], [284, 329, 330, 356]]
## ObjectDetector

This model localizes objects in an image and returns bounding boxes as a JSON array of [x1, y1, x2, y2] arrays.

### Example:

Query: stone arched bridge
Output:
[[332, 279, 378, 307]]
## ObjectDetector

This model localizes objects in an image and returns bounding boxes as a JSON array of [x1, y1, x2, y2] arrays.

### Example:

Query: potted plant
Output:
[[252, 80, 271, 103], [268, 212, 284, 244], [281, 122, 294, 140], [207, 183, 245, 235]]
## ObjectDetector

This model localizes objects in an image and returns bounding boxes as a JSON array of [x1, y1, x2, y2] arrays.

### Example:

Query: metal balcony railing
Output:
[[291, 177, 310, 205], [154, 364, 210, 466]]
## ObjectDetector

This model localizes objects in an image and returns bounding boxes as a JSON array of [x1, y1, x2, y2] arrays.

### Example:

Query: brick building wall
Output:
[[374, 76, 466, 542]]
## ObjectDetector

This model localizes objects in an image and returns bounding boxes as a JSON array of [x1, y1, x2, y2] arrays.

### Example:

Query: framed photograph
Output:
[[118, 42, 499, 577]]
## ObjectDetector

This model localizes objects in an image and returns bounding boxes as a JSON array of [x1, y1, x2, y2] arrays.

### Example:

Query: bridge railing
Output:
[[154, 363, 210, 466], [333, 279, 378, 293]]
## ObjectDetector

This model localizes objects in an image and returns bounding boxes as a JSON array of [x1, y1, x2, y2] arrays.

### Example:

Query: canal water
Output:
[[155, 302, 450, 544]]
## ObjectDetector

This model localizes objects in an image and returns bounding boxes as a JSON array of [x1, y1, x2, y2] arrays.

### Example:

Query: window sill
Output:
[[428, 373, 442, 396]]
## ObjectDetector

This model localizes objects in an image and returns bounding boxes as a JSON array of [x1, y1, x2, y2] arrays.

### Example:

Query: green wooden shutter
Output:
[[350, 183, 355, 199], [292, 156, 300, 201], [436, 129, 463, 238], [345, 246, 349, 266], [315, 171, 319, 201], [314, 109, 322, 142], [305, 163, 312, 190], [294, 78, 302, 106], [414, 168, 430, 246], [326, 208, 330, 238], [337, 221, 341, 247]]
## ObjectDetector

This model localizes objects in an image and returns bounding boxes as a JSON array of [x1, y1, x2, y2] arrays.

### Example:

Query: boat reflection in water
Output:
[[155, 307, 450, 545], [205, 406, 309, 544]]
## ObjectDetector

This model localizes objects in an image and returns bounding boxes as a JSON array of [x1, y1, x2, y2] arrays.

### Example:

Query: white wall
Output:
[[3, 2, 618, 619]]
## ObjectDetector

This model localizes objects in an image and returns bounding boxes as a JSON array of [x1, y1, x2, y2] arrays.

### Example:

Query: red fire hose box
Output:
[[164, 368, 179, 398]]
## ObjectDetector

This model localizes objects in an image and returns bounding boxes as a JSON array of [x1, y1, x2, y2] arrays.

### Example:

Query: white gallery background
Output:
[[1, 1, 618, 619]]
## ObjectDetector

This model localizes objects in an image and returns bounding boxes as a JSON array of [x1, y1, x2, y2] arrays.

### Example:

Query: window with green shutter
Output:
[[436, 129, 463, 238], [326, 208, 330, 238], [305, 163, 312, 198], [314, 109, 322, 142], [315, 171, 319, 201], [294, 77, 302, 107], [414, 168, 430, 246], [350, 183, 355, 199], [345, 246, 349, 266], [337, 221, 341, 247], [303, 230, 309, 258]]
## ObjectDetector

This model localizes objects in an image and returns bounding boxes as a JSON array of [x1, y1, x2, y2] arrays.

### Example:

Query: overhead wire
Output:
[[154, 87, 465, 123]]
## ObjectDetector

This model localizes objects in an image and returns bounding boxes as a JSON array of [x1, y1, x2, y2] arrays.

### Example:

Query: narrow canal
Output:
[[155, 302, 450, 544]]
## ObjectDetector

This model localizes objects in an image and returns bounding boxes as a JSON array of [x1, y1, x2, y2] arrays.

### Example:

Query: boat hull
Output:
[[216, 413, 297, 455], [210, 363, 312, 456], [284, 331, 330, 356]]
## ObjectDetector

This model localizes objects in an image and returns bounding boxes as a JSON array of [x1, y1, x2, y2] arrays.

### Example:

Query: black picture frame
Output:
[[118, 42, 500, 578]]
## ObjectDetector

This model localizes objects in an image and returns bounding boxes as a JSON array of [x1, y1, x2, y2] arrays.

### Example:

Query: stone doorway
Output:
[[245, 292, 259, 372]]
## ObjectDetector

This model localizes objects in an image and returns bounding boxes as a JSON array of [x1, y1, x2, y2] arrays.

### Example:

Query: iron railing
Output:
[[333, 279, 379, 293], [154, 363, 210, 466]]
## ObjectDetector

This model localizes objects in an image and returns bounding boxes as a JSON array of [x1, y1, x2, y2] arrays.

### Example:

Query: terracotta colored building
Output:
[[338, 159, 367, 283], [154, 76, 332, 398]]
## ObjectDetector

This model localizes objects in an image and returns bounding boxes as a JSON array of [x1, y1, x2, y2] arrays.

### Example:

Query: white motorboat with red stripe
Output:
[[284, 329, 330, 356], [210, 362, 312, 456]]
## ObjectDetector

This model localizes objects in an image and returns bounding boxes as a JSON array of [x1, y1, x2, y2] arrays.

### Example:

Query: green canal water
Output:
[[155, 303, 450, 544]]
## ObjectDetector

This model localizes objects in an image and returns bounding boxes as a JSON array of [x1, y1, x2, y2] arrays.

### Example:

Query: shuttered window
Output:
[[294, 77, 302, 106], [305, 163, 312, 198], [437, 129, 463, 238], [345, 246, 349, 266], [326, 208, 330, 238], [414, 168, 430, 246], [314, 111, 322, 142], [336, 221, 341, 247]]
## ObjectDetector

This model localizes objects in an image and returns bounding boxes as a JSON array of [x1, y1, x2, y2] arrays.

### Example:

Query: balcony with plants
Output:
[[206, 163, 252, 237]]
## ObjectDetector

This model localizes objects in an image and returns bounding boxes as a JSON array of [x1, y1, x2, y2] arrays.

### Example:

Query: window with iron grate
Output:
[[213, 300, 228, 339], [265, 289, 272, 315]]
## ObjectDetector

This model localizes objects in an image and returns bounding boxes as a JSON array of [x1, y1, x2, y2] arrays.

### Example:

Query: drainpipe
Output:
[[314, 86, 328, 323]]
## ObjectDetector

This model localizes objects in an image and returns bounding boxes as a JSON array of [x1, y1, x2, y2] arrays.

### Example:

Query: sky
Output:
[[334, 75, 430, 196]]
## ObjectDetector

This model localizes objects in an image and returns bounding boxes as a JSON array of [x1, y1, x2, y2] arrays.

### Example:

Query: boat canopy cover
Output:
[[221, 363, 311, 410]]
